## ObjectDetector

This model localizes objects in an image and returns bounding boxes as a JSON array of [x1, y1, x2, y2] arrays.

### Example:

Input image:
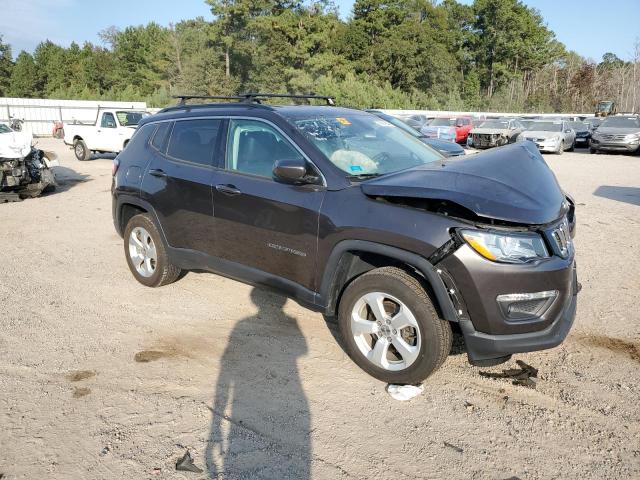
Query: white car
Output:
[[63, 109, 149, 161], [517, 120, 576, 154]]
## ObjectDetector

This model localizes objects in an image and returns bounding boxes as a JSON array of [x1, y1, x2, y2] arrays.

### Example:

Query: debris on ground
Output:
[[175, 451, 203, 473], [479, 360, 539, 388], [464, 400, 475, 411], [0, 127, 57, 201], [72, 387, 91, 398], [386, 383, 424, 401], [100, 445, 111, 456], [443, 441, 464, 453], [66, 370, 96, 382]]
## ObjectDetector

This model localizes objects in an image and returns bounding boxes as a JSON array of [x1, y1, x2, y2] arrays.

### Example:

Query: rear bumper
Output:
[[459, 263, 578, 365]]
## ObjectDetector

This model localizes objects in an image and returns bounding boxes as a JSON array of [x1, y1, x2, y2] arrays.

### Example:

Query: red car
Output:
[[453, 116, 474, 143]]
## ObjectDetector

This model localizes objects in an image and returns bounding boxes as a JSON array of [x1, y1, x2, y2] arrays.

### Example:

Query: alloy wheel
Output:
[[350, 292, 421, 371], [128, 227, 157, 277]]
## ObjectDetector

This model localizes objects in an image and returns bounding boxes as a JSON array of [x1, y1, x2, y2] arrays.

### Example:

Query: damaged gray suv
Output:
[[112, 94, 578, 384]]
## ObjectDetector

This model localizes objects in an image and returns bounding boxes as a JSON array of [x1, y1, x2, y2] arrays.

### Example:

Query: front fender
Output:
[[317, 239, 458, 322]]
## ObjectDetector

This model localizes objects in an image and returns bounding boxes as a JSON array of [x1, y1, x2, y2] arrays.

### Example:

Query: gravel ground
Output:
[[0, 139, 639, 479]]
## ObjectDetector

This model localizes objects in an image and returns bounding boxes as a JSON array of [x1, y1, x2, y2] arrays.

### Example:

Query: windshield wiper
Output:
[[347, 173, 383, 181]]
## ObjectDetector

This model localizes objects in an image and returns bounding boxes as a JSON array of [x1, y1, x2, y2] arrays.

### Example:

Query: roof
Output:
[[140, 103, 366, 127]]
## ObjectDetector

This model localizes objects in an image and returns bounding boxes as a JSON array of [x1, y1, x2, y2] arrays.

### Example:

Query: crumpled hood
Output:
[[361, 142, 566, 225], [471, 128, 510, 135], [0, 129, 33, 159]]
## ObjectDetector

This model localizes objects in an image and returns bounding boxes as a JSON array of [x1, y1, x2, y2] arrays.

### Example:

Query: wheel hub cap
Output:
[[128, 227, 157, 278], [350, 292, 421, 372]]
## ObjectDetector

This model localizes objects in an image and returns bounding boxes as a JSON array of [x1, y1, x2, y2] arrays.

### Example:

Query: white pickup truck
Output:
[[63, 108, 150, 161]]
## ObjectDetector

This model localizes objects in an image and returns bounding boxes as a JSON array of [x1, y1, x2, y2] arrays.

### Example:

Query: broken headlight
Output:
[[460, 229, 549, 264]]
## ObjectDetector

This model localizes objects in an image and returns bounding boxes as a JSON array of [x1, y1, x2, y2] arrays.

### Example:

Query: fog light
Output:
[[496, 290, 558, 321]]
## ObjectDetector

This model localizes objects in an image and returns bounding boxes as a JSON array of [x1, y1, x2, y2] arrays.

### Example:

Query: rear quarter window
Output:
[[167, 119, 222, 166], [151, 122, 172, 153]]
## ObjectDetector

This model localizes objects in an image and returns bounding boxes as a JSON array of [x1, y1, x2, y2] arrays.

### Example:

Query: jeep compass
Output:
[[112, 94, 578, 384]]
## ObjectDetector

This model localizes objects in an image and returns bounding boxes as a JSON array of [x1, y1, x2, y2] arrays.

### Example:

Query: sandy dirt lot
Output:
[[1, 138, 639, 479]]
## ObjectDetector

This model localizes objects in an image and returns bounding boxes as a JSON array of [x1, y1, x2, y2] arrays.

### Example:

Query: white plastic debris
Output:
[[386, 383, 424, 401]]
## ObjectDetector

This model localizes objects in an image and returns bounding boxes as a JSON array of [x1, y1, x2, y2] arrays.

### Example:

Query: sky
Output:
[[1, 0, 639, 62]]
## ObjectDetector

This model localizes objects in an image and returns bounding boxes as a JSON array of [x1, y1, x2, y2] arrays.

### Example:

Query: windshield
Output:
[[292, 114, 442, 177], [597, 102, 613, 111], [116, 111, 149, 127], [527, 122, 562, 132], [569, 122, 587, 131], [479, 120, 509, 129], [428, 118, 453, 127], [0, 124, 12, 134], [600, 117, 640, 128]]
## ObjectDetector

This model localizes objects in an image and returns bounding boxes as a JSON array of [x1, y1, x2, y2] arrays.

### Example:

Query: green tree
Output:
[[0, 35, 13, 96], [9, 52, 39, 97]]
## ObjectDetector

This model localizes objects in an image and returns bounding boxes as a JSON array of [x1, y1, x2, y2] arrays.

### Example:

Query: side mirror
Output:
[[273, 158, 312, 185]]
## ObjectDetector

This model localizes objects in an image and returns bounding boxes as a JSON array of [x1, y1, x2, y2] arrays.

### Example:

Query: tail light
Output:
[[112, 158, 120, 176]]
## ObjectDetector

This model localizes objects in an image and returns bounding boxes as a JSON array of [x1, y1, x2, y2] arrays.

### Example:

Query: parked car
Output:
[[64, 108, 150, 161], [590, 115, 640, 154], [403, 114, 431, 131], [452, 116, 474, 143], [568, 121, 591, 148], [517, 120, 576, 154], [469, 118, 525, 149], [0, 123, 57, 201], [584, 117, 602, 131], [420, 118, 457, 142], [112, 94, 578, 384], [366, 111, 465, 157]]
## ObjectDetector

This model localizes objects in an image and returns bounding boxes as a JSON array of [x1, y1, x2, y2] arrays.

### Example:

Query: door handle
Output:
[[149, 168, 167, 178], [216, 184, 241, 196]]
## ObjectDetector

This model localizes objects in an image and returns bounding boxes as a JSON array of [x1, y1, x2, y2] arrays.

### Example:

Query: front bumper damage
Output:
[[432, 211, 578, 366], [0, 148, 57, 202]]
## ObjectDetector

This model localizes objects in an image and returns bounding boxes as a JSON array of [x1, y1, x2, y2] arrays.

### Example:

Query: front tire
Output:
[[590, 147, 598, 154], [557, 141, 564, 155], [124, 213, 182, 287], [337, 267, 452, 384], [74, 139, 90, 161]]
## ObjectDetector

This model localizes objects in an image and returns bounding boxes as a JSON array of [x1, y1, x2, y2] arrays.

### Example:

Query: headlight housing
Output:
[[460, 229, 550, 264]]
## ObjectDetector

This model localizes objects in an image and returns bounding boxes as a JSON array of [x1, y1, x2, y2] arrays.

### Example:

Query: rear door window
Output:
[[167, 119, 222, 166]]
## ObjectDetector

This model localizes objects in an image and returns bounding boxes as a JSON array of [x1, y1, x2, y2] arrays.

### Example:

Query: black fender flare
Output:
[[114, 194, 169, 246], [317, 240, 458, 322]]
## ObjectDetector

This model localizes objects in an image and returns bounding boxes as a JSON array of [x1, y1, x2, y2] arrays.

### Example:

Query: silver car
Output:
[[517, 120, 576, 154], [590, 115, 640, 154]]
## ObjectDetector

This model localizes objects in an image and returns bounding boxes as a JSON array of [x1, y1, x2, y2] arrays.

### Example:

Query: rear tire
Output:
[[567, 141, 575, 152], [124, 213, 182, 288], [337, 267, 452, 384], [74, 139, 90, 161]]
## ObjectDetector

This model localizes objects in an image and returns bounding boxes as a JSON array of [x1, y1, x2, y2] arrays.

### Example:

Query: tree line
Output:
[[0, 0, 638, 113]]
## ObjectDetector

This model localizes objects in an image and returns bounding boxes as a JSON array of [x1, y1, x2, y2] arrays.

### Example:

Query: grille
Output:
[[508, 299, 546, 315], [599, 134, 627, 142]]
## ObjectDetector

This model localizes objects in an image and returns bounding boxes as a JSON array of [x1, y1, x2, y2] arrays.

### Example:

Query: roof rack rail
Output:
[[172, 93, 336, 106]]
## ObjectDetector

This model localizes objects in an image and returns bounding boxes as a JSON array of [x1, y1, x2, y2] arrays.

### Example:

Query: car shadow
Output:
[[205, 288, 311, 479], [593, 185, 640, 206], [49, 166, 92, 194]]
